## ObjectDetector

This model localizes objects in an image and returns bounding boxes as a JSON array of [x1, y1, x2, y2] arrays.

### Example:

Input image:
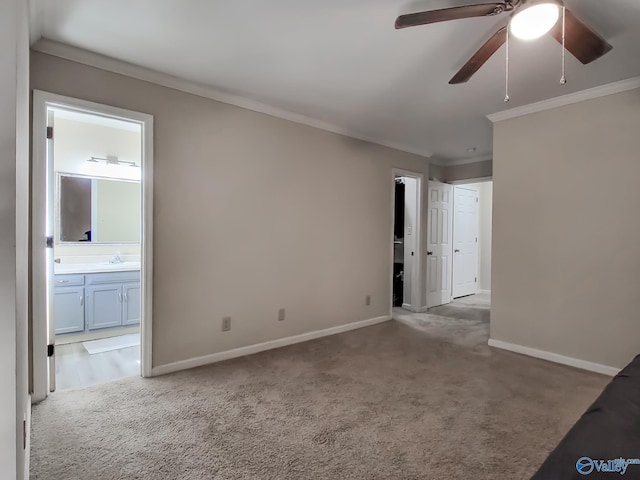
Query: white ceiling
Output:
[[31, 0, 640, 163]]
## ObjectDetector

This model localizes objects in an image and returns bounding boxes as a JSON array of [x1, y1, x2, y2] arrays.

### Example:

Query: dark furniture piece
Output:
[[531, 354, 640, 479]]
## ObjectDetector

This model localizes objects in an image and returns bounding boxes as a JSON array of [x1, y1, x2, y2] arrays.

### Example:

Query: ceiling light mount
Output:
[[510, 0, 563, 41]]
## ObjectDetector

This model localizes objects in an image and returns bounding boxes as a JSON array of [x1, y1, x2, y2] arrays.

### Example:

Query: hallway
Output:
[[392, 293, 490, 350]]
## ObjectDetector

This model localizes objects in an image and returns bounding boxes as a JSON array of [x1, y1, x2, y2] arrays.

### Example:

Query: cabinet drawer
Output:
[[86, 271, 140, 285], [54, 274, 85, 287]]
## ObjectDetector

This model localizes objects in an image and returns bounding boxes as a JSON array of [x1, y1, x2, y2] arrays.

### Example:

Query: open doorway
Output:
[[395, 178, 491, 348], [453, 181, 492, 301], [391, 169, 422, 313], [425, 179, 492, 308], [32, 92, 153, 401]]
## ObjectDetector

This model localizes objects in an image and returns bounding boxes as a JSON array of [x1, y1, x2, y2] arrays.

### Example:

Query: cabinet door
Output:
[[122, 283, 141, 326], [86, 285, 123, 330], [53, 286, 85, 334]]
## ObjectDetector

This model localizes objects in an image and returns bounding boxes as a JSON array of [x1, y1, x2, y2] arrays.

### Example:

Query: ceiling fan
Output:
[[395, 0, 613, 84]]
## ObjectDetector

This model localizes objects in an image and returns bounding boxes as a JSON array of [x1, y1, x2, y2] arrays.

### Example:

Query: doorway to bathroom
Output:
[[32, 91, 153, 401]]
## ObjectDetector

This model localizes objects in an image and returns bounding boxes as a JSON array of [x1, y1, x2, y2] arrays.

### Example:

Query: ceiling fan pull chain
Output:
[[504, 29, 510, 102], [560, 6, 567, 85]]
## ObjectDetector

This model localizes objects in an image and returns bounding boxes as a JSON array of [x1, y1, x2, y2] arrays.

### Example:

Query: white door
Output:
[[426, 181, 453, 308], [452, 186, 478, 298]]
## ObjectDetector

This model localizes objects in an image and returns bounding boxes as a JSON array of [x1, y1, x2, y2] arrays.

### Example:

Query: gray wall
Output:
[[31, 51, 430, 368], [429, 163, 445, 181], [477, 181, 492, 292], [492, 88, 640, 370], [446, 160, 492, 183], [430, 160, 492, 183], [1, 0, 30, 478]]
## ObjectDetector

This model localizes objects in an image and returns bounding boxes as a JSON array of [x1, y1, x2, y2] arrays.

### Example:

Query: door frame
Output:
[[32, 90, 154, 402], [389, 168, 423, 315]]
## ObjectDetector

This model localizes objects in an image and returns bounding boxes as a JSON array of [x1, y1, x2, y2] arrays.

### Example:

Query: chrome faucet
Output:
[[110, 251, 123, 264]]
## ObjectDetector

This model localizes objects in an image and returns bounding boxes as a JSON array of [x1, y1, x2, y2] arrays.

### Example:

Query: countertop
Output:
[[55, 262, 141, 275]]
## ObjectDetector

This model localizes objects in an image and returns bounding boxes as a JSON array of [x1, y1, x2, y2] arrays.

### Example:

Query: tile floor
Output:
[[55, 336, 140, 391]]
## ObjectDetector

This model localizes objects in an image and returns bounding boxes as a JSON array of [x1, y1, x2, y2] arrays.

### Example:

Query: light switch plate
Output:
[[222, 316, 231, 332]]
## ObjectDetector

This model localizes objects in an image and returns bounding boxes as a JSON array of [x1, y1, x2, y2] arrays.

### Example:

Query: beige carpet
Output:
[[31, 318, 608, 479]]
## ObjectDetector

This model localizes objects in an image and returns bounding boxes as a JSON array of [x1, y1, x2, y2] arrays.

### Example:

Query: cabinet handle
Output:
[[80, 296, 84, 307], [118, 293, 123, 303], [124, 292, 128, 302], [57, 280, 69, 284]]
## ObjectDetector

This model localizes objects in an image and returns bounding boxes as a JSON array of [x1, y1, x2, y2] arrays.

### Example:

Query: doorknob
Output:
[[427, 251, 433, 255], [454, 249, 460, 253]]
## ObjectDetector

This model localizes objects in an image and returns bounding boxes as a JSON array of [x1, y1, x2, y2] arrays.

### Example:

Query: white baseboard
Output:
[[477, 289, 491, 295], [488, 338, 620, 376], [152, 315, 391, 376]]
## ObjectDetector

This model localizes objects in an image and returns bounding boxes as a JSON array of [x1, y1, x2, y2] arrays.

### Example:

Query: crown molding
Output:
[[32, 38, 433, 160], [430, 155, 492, 167], [487, 76, 640, 123]]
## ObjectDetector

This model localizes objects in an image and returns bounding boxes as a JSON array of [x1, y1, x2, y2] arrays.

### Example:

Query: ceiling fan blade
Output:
[[395, 3, 509, 29], [551, 9, 612, 64], [450, 26, 507, 84]]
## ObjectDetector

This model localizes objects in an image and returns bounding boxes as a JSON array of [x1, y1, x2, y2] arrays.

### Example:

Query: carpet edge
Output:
[[152, 315, 391, 376]]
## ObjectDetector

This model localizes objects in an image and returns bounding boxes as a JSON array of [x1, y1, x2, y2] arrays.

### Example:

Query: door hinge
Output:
[[47, 344, 54, 357], [46, 126, 53, 139], [23, 419, 27, 449], [476, 197, 478, 203], [46, 236, 54, 248], [475, 277, 477, 283]]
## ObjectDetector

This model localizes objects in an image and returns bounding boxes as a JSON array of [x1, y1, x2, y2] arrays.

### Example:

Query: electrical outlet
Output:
[[365, 295, 371, 306], [278, 308, 286, 321], [222, 316, 231, 332]]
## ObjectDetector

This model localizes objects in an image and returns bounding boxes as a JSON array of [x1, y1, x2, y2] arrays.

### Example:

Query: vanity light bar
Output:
[[86, 155, 139, 168]]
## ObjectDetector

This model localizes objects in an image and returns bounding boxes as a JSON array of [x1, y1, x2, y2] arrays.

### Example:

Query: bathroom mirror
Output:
[[57, 173, 141, 244]]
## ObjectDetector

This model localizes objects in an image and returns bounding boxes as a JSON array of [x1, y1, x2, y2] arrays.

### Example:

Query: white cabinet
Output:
[[86, 284, 123, 330], [53, 286, 85, 334], [54, 270, 140, 335], [122, 283, 141, 326]]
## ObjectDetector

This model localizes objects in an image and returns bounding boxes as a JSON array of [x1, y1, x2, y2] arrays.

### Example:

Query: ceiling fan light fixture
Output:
[[510, 2, 560, 41]]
